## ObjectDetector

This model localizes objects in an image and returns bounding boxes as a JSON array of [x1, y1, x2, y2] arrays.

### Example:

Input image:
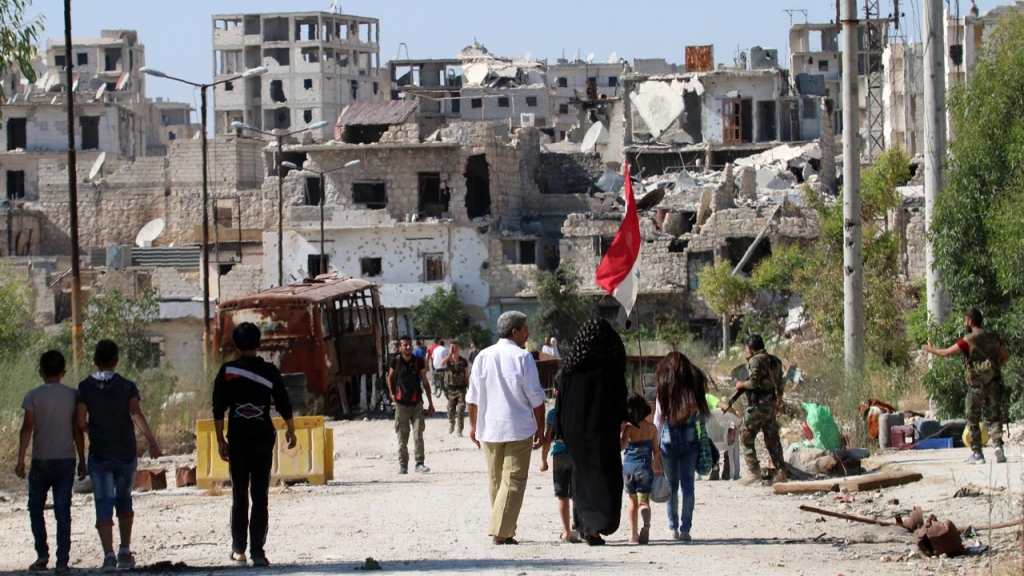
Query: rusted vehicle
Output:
[[214, 276, 387, 416]]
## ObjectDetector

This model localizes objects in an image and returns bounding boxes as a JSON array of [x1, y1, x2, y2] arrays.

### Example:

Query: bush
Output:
[[533, 267, 593, 344], [0, 265, 40, 359]]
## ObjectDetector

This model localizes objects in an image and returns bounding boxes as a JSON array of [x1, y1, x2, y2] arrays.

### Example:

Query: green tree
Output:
[[0, 1, 42, 110], [533, 267, 592, 345], [695, 261, 753, 319], [407, 287, 465, 338], [929, 12, 1024, 418], [51, 287, 159, 370], [0, 265, 38, 358]]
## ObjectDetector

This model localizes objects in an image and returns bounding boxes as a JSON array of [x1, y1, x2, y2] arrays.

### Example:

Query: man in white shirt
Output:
[[467, 311, 546, 545], [541, 337, 560, 358], [430, 340, 449, 396]]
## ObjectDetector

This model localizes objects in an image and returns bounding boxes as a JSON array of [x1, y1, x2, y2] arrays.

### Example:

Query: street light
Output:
[[141, 65, 268, 369], [231, 120, 330, 286], [300, 160, 362, 278]]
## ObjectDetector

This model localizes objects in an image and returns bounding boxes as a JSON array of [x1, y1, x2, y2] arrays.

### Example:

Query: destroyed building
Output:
[[548, 57, 625, 142], [212, 10, 383, 138]]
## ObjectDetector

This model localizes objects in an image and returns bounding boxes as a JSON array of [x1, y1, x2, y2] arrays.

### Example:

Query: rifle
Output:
[[722, 388, 744, 413]]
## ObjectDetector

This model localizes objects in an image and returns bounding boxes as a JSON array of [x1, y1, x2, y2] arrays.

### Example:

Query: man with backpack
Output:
[[923, 307, 1009, 464], [387, 335, 436, 474], [734, 334, 787, 485]]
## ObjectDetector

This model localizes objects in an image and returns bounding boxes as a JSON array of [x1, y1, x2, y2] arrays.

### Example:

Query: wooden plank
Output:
[[838, 470, 923, 492], [772, 478, 840, 495]]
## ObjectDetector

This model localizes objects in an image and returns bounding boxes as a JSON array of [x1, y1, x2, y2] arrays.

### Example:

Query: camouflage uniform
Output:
[[963, 329, 1007, 453], [445, 356, 469, 433], [740, 351, 786, 474]]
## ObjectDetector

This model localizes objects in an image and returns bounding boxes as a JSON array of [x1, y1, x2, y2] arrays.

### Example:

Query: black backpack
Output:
[[393, 356, 425, 406]]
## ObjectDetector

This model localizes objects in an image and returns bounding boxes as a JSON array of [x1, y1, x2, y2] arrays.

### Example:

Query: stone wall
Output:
[[219, 264, 263, 301]]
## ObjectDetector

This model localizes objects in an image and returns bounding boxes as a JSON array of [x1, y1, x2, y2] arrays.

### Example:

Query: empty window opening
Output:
[[818, 59, 829, 72], [342, 124, 389, 144], [245, 47, 261, 69], [264, 107, 291, 130], [526, 96, 538, 107], [264, 48, 290, 67], [168, 132, 176, 141], [687, 251, 714, 291], [471, 98, 483, 109], [302, 48, 320, 64], [558, 103, 570, 114], [6, 170, 25, 199], [80, 116, 100, 150], [557, 77, 568, 88], [504, 240, 537, 265], [54, 54, 66, 69], [215, 206, 233, 228], [350, 79, 359, 100], [352, 182, 387, 209], [104, 49, 122, 72], [304, 177, 323, 205], [802, 97, 818, 119], [497, 97, 510, 108], [308, 254, 329, 278], [373, 81, 379, 95], [608, 76, 619, 87], [219, 263, 236, 276], [668, 238, 689, 253], [303, 78, 313, 90], [77, 53, 88, 66], [418, 172, 449, 217], [598, 236, 614, 256], [423, 253, 444, 282], [360, 257, 382, 277], [451, 93, 461, 114], [270, 80, 287, 103], [303, 109, 313, 123], [780, 101, 801, 142], [465, 154, 491, 219], [243, 16, 261, 35], [7, 118, 26, 150], [296, 19, 320, 41], [757, 101, 777, 143], [224, 81, 234, 92], [727, 237, 771, 275], [681, 90, 703, 144], [263, 17, 290, 42]]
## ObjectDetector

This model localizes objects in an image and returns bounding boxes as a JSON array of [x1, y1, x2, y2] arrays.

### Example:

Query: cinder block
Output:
[[134, 468, 168, 491], [176, 466, 197, 487]]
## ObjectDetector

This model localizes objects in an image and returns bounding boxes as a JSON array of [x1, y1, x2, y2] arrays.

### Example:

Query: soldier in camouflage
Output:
[[735, 334, 787, 485], [922, 307, 1010, 464]]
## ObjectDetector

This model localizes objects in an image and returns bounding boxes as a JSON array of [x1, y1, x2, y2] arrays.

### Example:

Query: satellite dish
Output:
[[88, 152, 107, 181], [94, 83, 106, 101], [523, 51, 531, 60], [587, 52, 595, 63], [608, 52, 618, 64], [135, 218, 165, 248]]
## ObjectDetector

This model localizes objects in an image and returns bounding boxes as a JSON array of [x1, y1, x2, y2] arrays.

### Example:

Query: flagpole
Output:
[[634, 300, 644, 395]]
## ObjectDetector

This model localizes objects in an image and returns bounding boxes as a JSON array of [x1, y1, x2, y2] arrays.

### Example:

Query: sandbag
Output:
[[962, 423, 989, 447], [803, 402, 841, 450]]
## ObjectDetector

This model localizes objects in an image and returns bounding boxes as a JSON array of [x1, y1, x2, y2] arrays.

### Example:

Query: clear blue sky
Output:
[[29, 0, 968, 119]]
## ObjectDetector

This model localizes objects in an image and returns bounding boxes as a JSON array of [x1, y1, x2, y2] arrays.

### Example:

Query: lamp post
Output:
[[231, 121, 329, 286], [140, 65, 268, 369], [301, 160, 362, 276]]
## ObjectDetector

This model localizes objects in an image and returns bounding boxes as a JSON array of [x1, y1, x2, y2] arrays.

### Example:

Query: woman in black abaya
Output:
[[554, 318, 627, 545]]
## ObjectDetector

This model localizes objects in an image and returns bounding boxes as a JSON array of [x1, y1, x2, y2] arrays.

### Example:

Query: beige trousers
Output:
[[482, 437, 533, 538]]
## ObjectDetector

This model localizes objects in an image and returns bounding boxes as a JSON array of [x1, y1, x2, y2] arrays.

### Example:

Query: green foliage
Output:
[[751, 243, 807, 295], [0, 0, 41, 114], [50, 288, 160, 370], [928, 12, 1024, 419], [0, 266, 38, 359], [461, 322, 494, 349], [695, 261, 753, 316], [533, 267, 593, 343], [861, 146, 910, 219], [407, 287, 466, 338]]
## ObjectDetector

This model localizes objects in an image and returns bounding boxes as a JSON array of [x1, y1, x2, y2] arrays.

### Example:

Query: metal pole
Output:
[[319, 172, 326, 277], [842, 0, 865, 378], [277, 135, 284, 286], [923, 0, 948, 324], [63, 0, 84, 367], [200, 87, 211, 370]]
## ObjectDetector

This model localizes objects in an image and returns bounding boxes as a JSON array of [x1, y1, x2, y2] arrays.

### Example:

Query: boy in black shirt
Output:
[[387, 335, 435, 474], [213, 323, 296, 567]]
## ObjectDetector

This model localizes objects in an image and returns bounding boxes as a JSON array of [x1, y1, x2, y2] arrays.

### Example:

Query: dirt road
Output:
[[0, 415, 1019, 575]]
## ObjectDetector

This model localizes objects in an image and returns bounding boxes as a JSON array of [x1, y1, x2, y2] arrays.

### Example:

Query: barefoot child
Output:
[[621, 393, 662, 544], [541, 392, 579, 543]]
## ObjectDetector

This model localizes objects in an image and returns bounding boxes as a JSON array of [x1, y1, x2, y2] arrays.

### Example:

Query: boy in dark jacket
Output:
[[213, 322, 296, 567]]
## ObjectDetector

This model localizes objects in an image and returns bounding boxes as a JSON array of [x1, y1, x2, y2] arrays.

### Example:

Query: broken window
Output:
[[215, 206, 233, 228], [757, 101, 777, 143], [7, 118, 26, 150], [296, 19, 320, 41], [598, 236, 614, 256], [373, 82, 379, 95], [104, 49, 122, 72], [802, 97, 818, 119], [342, 124, 388, 144], [780, 101, 801, 142], [308, 254, 329, 278], [6, 170, 25, 199], [219, 263, 235, 276], [302, 48, 320, 64], [468, 98, 483, 109], [54, 54, 66, 68], [558, 104, 569, 115], [263, 17, 289, 42], [224, 81, 234, 92], [303, 109, 313, 123], [418, 172, 448, 217], [264, 108, 291, 130], [350, 79, 359, 100], [264, 48, 290, 67], [303, 78, 313, 90], [687, 251, 714, 291], [557, 77, 568, 88], [818, 60, 829, 72], [77, 53, 88, 66], [80, 116, 100, 150], [360, 257, 382, 277], [727, 237, 771, 275], [520, 241, 536, 265], [352, 182, 387, 209], [608, 76, 619, 87], [451, 93, 461, 114], [526, 96, 537, 107], [682, 90, 703, 144], [244, 16, 260, 35], [304, 177, 323, 206], [270, 80, 286, 103], [465, 155, 491, 219], [497, 97, 509, 108], [423, 253, 444, 282]]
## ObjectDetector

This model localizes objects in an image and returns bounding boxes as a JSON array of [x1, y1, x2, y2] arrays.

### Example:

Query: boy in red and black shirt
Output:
[[387, 335, 435, 474]]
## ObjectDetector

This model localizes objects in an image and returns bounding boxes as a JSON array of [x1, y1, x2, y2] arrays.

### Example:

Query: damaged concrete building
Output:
[[548, 57, 625, 142], [212, 11, 382, 139]]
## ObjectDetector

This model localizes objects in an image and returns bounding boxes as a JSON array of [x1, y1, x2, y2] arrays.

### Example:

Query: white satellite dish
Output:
[[94, 83, 106, 101], [587, 52, 595, 63], [88, 152, 106, 181], [608, 52, 619, 64], [135, 218, 165, 248]]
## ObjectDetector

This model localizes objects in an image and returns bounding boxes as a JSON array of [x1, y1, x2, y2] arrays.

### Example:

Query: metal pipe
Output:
[[277, 135, 284, 286], [924, 0, 948, 324], [842, 0, 865, 378], [319, 172, 326, 277], [63, 0, 84, 367], [200, 87, 211, 369]]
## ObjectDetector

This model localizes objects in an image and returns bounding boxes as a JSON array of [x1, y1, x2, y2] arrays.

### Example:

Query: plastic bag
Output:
[[961, 424, 989, 447], [803, 402, 841, 450], [650, 474, 671, 503]]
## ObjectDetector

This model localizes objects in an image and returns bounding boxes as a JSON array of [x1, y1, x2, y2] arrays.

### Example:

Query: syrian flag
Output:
[[595, 164, 641, 316]]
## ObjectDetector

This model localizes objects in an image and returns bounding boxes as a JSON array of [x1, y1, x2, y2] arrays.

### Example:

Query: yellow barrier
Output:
[[196, 417, 334, 489]]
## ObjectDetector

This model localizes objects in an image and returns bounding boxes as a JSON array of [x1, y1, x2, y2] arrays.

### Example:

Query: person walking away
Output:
[[467, 311, 546, 545], [555, 318, 628, 546], [922, 307, 1009, 463], [621, 393, 661, 544], [467, 341, 480, 369], [76, 340, 160, 572], [412, 339, 428, 361], [431, 340, 449, 398], [213, 322, 297, 567], [443, 341, 470, 436], [734, 334, 787, 485], [17, 350, 85, 574], [654, 351, 711, 541], [387, 336, 435, 474], [540, 387, 578, 543]]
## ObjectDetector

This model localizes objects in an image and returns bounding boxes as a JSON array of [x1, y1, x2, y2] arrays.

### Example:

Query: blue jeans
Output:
[[28, 459, 76, 565], [661, 423, 699, 533], [88, 456, 137, 524]]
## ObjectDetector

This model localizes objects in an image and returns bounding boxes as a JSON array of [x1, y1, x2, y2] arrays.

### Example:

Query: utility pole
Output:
[[63, 0, 84, 366], [923, 0, 948, 324], [842, 0, 865, 378]]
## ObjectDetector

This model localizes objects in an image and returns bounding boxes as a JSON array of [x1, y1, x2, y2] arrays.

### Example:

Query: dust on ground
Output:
[[0, 416, 1020, 575]]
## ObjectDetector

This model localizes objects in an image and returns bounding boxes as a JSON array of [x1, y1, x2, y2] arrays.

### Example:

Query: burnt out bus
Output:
[[214, 276, 387, 416]]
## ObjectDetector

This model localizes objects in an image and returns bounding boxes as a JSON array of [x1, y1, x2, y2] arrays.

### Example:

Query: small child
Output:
[[621, 393, 662, 544], [16, 350, 85, 574], [540, 396, 579, 543]]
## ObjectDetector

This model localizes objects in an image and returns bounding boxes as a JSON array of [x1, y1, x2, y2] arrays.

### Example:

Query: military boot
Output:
[[771, 468, 788, 485], [738, 469, 762, 485]]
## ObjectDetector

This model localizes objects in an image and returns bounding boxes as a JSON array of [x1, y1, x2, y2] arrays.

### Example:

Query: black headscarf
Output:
[[560, 318, 626, 377]]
